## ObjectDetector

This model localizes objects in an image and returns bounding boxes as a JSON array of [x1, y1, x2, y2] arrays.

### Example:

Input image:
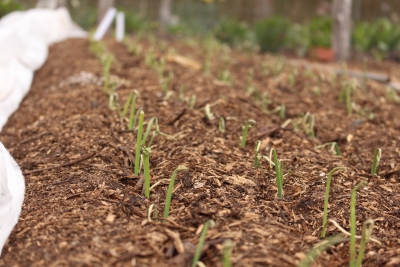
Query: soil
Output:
[[0, 37, 400, 267]]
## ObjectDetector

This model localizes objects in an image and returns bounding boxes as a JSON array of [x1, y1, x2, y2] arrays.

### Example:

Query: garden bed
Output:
[[0, 37, 399, 267]]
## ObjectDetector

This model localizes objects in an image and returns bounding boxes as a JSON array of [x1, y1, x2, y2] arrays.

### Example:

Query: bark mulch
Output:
[[0, 37, 400, 267]]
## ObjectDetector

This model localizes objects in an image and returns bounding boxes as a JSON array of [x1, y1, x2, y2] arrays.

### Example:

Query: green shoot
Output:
[[261, 92, 271, 112], [103, 54, 112, 94], [161, 76, 170, 94], [128, 94, 140, 130], [134, 110, 145, 175], [205, 104, 215, 120], [192, 219, 216, 267], [222, 240, 234, 267], [279, 104, 286, 119], [315, 142, 341, 156], [386, 86, 399, 103], [155, 58, 165, 77], [108, 87, 118, 110], [272, 148, 284, 198], [321, 167, 347, 238], [178, 85, 185, 101], [220, 70, 233, 86], [122, 91, 133, 118], [346, 85, 352, 115], [163, 166, 188, 220], [302, 113, 315, 138], [239, 119, 256, 148], [350, 181, 368, 267], [145, 47, 155, 67], [142, 147, 151, 198], [142, 117, 174, 147], [218, 117, 225, 133], [254, 140, 261, 168], [189, 95, 196, 109], [371, 148, 381, 175], [245, 68, 254, 92], [339, 80, 347, 103], [355, 219, 375, 267], [297, 235, 348, 267]]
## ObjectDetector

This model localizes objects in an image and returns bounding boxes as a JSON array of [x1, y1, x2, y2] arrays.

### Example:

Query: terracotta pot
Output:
[[309, 47, 335, 62]]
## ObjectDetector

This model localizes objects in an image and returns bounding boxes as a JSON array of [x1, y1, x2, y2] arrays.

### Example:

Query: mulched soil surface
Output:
[[1, 37, 400, 267]]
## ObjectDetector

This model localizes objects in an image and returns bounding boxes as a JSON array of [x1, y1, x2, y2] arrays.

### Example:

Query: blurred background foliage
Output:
[[1, 0, 400, 60]]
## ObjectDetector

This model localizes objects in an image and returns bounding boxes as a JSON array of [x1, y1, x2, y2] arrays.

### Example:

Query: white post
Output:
[[116, 12, 125, 42], [93, 8, 117, 41], [159, 0, 172, 32], [332, 0, 353, 61]]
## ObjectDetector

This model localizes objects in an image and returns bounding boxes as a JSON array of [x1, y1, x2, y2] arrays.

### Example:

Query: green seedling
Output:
[[218, 117, 225, 133], [386, 86, 400, 103], [346, 85, 352, 115], [297, 235, 348, 267], [134, 110, 145, 175], [178, 85, 185, 101], [205, 104, 215, 121], [103, 54, 112, 94], [127, 42, 143, 56], [123, 90, 140, 119], [302, 113, 315, 138], [155, 58, 166, 78], [142, 147, 151, 198], [272, 148, 284, 198], [292, 117, 300, 133], [142, 117, 174, 147], [145, 47, 155, 67], [350, 181, 368, 267], [371, 148, 381, 175], [355, 219, 375, 267], [321, 167, 347, 238], [245, 68, 254, 92], [163, 166, 188, 220], [192, 219, 216, 267], [189, 95, 196, 109], [161, 74, 171, 94], [108, 88, 118, 110], [261, 92, 271, 112], [222, 240, 234, 267], [351, 103, 374, 120], [128, 95, 140, 131], [239, 119, 256, 148], [254, 140, 261, 168], [220, 70, 233, 86], [315, 142, 342, 156], [279, 104, 286, 119]]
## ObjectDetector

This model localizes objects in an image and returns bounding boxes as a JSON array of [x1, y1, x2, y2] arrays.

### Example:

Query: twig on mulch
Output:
[[23, 152, 96, 175], [19, 132, 51, 144]]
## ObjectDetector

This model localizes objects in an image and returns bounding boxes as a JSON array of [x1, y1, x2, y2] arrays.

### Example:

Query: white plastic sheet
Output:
[[0, 7, 87, 256]]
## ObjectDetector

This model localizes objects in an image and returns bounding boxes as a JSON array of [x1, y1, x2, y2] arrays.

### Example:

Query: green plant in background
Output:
[[163, 166, 188, 220], [371, 148, 381, 175], [345, 85, 352, 115], [350, 181, 368, 267], [254, 140, 261, 168], [272, 148, 284, 198], [255, 16, 290, 53], [286, 23, 310, 57], [352, 18, 400, 60], [124, 10, 150, 33], [239, 119, 256, 148], [261, 92, 271, 112], [321, 167, 346, 238], [192, 219, 216, 267], [214, 18, 253, 47], [134, 110, 145, 175], [279, 104, 286, 119], [220, 69, 233, 86], [142, 147, 151, 198], [308, 16, 332, 48], [0, 0, 22, 19]]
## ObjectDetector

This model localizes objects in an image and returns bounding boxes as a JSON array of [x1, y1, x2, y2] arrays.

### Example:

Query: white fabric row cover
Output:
[[0, 7, 87, 256]]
